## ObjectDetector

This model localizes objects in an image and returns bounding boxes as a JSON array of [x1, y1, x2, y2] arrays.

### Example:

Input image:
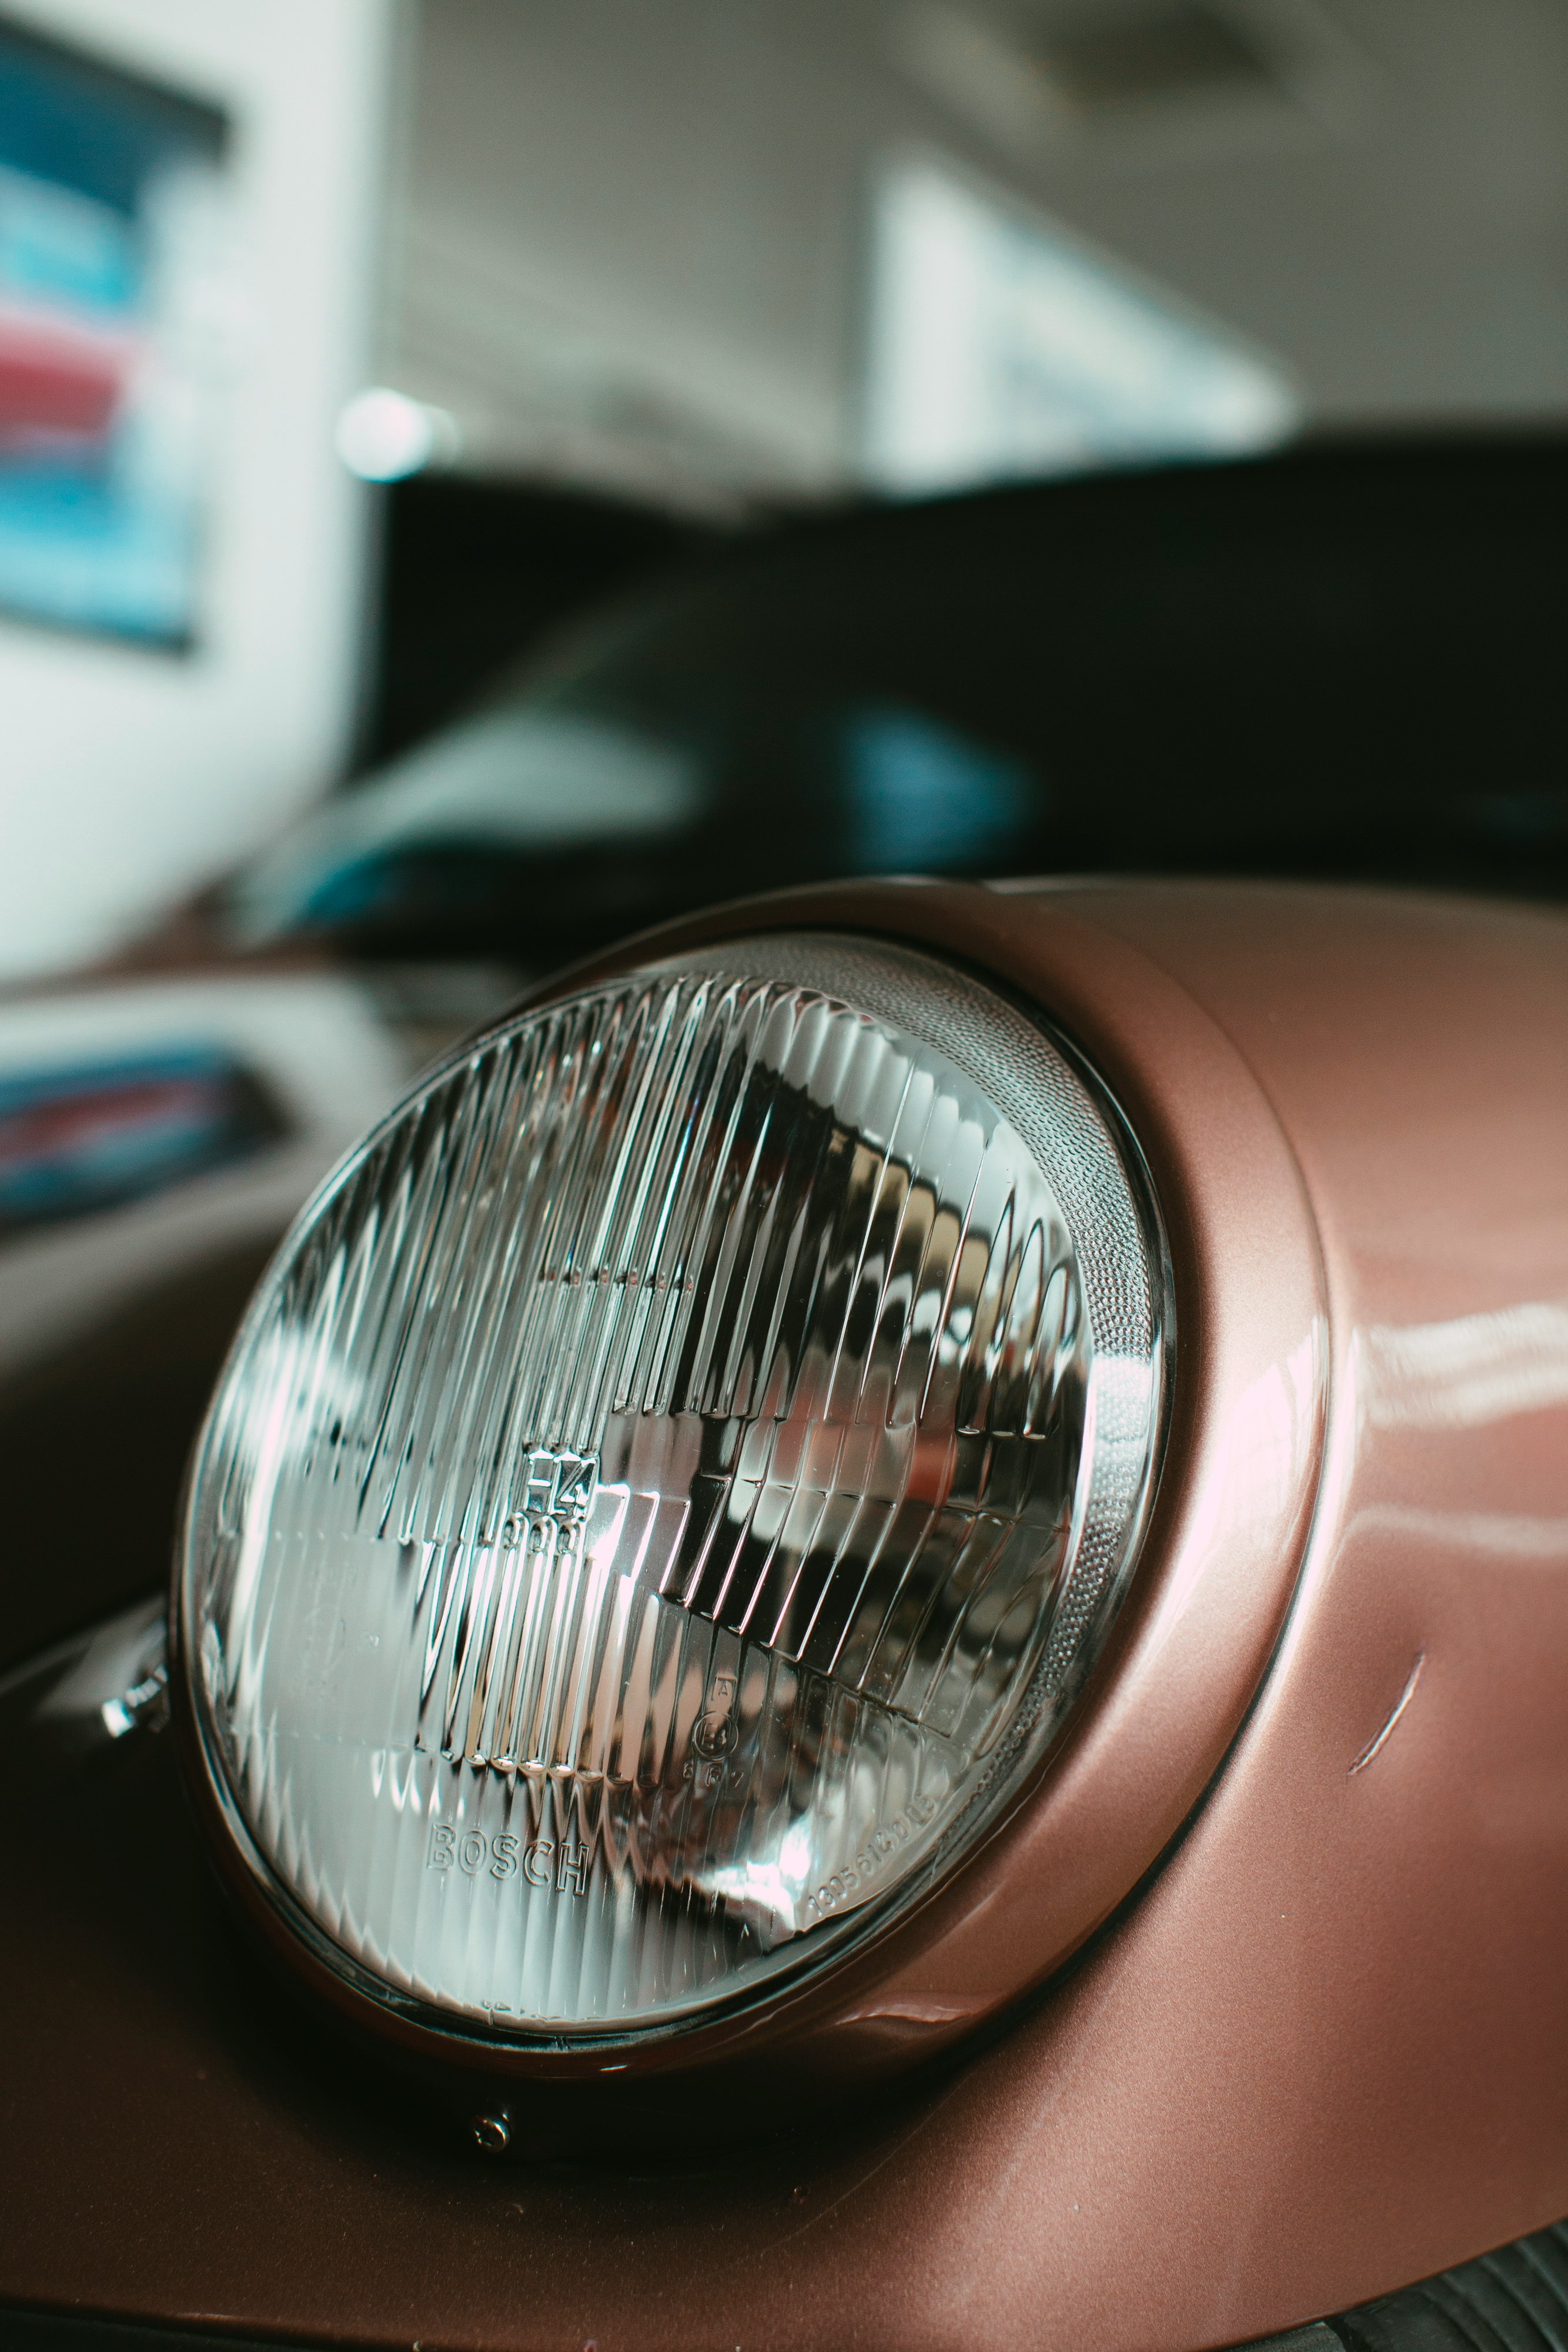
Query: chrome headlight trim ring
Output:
[[176, 933, 1171, 2063]]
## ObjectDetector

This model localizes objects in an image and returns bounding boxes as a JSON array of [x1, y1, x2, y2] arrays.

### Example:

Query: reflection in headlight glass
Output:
[[181, 942, 1167, 2039]]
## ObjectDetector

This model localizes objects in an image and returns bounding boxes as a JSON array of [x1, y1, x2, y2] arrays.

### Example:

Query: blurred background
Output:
[[2, 0, 1567, 986]]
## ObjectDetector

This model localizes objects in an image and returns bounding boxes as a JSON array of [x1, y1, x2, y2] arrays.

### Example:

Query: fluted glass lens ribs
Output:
[[182, 948, 1165, 2039]]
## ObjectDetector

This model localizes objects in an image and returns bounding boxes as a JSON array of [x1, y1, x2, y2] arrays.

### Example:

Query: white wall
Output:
[[1012, 0, 1568, 431], [394, 0, 887, 505], [393, 0, 1568, 504], [0, 0, 398, 981]]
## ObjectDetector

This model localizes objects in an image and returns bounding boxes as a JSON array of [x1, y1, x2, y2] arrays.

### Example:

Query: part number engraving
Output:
[[801, 1792, 940, 1923], [537, 1265, 695, 1294]]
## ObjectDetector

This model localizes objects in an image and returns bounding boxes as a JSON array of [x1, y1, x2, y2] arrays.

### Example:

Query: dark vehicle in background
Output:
[[234, 435, 1567, 969]]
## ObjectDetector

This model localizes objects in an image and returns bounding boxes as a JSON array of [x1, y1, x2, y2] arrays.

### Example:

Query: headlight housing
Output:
[[179, 936, 1169, 2052]]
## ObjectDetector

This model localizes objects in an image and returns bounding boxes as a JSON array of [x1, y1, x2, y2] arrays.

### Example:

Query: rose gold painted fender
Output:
[[200, 874, 1329, 2123], [631, 875, 1567, 2351], [2, 880, 1566, 2352]]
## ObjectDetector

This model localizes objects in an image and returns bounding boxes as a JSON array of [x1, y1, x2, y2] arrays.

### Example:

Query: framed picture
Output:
[[0, 12, 230, 647]]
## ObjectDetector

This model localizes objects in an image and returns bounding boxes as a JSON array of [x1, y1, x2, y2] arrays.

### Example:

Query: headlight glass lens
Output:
[[180, 938, 1168, 2043]]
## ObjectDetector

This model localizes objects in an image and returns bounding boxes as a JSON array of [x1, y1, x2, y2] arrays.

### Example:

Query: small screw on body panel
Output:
[[472, 2110, 510, 2154]]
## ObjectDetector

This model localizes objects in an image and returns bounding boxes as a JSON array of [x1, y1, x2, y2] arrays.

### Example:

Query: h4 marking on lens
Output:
[[427, 1447, 602, 1767], [511, 1446, 597, 1534]]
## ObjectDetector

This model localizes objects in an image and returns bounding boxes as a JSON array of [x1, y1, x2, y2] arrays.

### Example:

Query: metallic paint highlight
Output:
[[2, 878, 1564, 2352]]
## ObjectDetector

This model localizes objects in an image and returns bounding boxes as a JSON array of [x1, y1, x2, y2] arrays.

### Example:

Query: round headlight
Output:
[[179, 936, 1168, 2048]]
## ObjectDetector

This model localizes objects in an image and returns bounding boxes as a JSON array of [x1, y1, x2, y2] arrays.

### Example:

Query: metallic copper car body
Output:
[[5, 873, 1566, 2351]]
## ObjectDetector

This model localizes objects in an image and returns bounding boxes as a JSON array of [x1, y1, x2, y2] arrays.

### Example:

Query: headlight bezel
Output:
[[172, 886, 1326, 2110]]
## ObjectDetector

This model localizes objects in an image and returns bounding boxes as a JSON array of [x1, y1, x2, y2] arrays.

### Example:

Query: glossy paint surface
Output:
[[4, 878, 1566, 2351], [180, 886, 1326, 2113]]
